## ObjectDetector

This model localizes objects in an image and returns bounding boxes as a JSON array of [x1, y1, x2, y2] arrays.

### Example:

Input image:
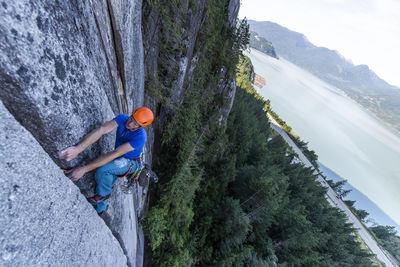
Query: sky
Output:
[[239, 0, 400, 87]]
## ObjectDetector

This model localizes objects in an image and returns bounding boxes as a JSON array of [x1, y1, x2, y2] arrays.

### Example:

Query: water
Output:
[[247, 49, 400, 226]]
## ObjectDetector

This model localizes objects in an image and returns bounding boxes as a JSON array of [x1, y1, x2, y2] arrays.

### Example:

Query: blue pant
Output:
[[94, 157, 139, 213]]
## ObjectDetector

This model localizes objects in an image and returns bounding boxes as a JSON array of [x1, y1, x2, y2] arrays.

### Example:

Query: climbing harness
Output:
[[120, 159, 159, 194], [120, 160, 143, 194], [117, 154, 141, 194], [116, 158, 137, 178]]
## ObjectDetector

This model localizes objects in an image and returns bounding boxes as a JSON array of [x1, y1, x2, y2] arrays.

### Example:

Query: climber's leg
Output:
[[92, 157, 135, 213]]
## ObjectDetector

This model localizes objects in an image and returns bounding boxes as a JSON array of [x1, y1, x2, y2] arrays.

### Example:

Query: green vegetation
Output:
[[142, 1, 375, 265], [237, 56, 319, 167], [370, 226, 400, 262], [146, 54, 374, 265], [328, 179, 400, 263], [142, 1, 249, 266], [327, 179, 352, 199], [343, 199, 369, 222]]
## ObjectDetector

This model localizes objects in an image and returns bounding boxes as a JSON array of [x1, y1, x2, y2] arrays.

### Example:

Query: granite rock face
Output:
[[0, 0, 144, 266], [104, 179, 139, 266], [217, 0, 240, 125], [228, 0, 240, 26], [108, 0, 145, 113], [0, 0, 118, 175], [217, 68, 237, 126], [0, 100, 127, 266]]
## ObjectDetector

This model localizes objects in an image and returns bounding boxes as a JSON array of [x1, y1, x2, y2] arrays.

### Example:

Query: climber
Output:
[[56, 107, 154, 214]]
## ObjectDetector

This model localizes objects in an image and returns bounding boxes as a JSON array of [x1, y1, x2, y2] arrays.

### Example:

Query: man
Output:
[[57, 107, 154, 213]]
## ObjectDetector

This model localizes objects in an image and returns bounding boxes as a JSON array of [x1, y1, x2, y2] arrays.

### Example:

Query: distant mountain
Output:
[[248, 20, 400, 133], [249, 31, 278, 59]]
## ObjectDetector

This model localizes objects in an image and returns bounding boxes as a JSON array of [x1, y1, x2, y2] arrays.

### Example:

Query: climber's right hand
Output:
[[55, 146, 80, 161], [66, 166, 88, 181]]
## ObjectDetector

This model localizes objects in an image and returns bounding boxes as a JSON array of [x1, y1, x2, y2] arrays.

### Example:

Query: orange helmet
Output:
[[132, 107, 154, 127]]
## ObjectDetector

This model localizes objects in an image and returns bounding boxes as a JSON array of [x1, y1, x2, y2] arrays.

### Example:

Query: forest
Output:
[[141, 1, 375, 265], [145, 53, 375, 267], [328, 180, 400, 263]]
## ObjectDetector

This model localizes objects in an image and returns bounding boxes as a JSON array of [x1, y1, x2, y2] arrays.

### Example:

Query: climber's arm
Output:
[[56, 119, 118, 161], [67, 143, 134, 181], [83, 143, 134, 172]]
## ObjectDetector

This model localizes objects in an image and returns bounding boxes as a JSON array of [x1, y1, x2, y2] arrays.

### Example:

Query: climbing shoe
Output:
[[87, 194, 110, 206]]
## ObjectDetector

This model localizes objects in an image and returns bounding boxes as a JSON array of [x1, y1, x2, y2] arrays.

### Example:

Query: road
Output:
[[267, 114, 398, 267]]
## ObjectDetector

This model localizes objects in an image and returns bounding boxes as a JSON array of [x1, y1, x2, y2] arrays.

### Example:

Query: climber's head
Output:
[[126, 107, 154, 130]]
